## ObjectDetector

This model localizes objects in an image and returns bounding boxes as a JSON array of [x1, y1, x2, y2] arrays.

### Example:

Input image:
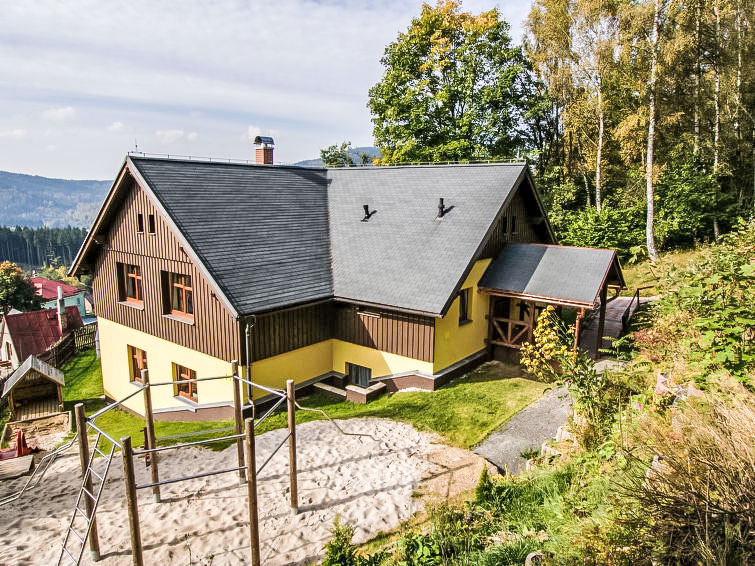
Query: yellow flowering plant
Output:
[[520, 305, 577, 382]]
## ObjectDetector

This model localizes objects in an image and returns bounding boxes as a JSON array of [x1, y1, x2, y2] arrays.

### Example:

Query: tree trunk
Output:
[[713, 1, 721, 241], [694, 0, 702, 157], [646, 0, 662, 262], [596, 79, 604, 213]]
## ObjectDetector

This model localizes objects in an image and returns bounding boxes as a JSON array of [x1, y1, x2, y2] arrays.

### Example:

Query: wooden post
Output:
[[574, 308, 585, 351], [286, 379, 298, 515], [245, 418, 261, 566], [486, 297, 495, 359], [527, 300, 536, 342], [141, 369, 160, 503], [596, 284, 608, 358], [74, 403, 101, 561], [232, 360, 246, 483], [121, 436, 144, 566]]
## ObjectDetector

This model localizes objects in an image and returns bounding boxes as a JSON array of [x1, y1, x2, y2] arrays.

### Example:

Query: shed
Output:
[[1, 356, 64, 421]]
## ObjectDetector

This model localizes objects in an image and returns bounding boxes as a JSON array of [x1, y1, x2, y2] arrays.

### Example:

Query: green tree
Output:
[[320, 141, 356, 167], [0, 261, 42, 315], [368, 0, 541, 164]]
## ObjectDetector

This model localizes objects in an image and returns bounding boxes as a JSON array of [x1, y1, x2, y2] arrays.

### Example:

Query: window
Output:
[[137, 213, 144, 233], [458, 288, 471, 325], [164, 272, 194, 319], [510, 215, 517, 234], [346, 363, 371, 388], [174, 364, 197, 401], [148, 214, 156, 234], [119, 263, 143, 305], [129, 346, 148, 383], [3, 342, 11, 361]]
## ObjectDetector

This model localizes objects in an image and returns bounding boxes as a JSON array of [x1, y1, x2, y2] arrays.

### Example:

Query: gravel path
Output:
[[473, 386, 571, 474]]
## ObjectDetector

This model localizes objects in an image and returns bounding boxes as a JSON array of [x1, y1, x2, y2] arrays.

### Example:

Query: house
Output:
[[70, 143, 623, 419], [30, 277, 87, 318], [0, 305, 84, 368]]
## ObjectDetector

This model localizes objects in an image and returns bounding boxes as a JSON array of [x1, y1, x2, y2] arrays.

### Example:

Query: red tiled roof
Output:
[[3, 307, 84, 361], [30, 277, 83, 301]]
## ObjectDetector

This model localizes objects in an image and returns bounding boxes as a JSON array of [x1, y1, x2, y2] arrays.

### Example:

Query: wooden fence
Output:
[[39, 323, 97, 369]]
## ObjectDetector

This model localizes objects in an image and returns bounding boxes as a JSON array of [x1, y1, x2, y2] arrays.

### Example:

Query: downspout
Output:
[[244, 316, 256, 418]]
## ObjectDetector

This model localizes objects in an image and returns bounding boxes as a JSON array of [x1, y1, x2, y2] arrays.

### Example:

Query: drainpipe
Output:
[[244, 317, 256, 418]]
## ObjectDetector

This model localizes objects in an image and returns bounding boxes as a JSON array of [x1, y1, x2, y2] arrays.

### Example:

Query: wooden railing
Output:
[[490, 317, 531, 349], [621, 285, 654, 330]]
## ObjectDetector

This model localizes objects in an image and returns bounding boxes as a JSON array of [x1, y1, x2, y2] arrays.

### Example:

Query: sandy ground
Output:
[[0, 418, 490, 566]]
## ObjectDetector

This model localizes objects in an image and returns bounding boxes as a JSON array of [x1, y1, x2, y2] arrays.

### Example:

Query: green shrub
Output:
[[322, 518, 386, 566]]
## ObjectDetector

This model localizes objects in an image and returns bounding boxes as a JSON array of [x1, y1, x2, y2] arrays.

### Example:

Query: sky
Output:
[[0, 1, 532, 180]]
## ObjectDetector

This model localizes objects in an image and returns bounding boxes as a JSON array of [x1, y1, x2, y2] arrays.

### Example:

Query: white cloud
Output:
[[187, 131, 198, 142], [0, 128, 27, 138], [42, 106, 75, 121], [155, 129, 184, 144], [46, 144, 56, 152], [108, 121, 124, 132]]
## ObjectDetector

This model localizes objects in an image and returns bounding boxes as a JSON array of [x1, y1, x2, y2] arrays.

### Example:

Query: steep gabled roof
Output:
[[30, 277, 82, 301], [478, 243, 625, 308], [328, 164, 528, 314], [3, 307, 83, 361], [72, 156, 552, 317], [2, 355, 64, 398]]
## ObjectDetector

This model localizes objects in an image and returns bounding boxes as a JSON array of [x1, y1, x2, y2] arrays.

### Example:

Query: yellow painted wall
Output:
[[433, 259, 492, 373], [248, 340, 333, 398], [331, 339, 434, 377], [98, 317, 235, 415]]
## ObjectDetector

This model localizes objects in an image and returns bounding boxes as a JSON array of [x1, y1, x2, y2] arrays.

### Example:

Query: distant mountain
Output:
[[294, 146, 381, 168], [0, 170, 111, 228]]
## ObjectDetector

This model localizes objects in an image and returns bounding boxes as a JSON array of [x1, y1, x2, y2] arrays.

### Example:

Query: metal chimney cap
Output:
[[253, 135, 275, 147]]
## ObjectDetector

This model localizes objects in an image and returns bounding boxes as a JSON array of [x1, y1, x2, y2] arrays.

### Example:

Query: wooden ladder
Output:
[[57, 433, 115, 565]]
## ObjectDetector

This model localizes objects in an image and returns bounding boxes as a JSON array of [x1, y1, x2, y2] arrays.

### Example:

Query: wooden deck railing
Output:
[[621, 286, 655, 330], [490, 317, 530, 349]]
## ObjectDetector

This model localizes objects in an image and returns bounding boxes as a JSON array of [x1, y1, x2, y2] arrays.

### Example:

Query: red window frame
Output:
[[175, 364, 197, 401], [124, 264, 143, 304], [169, 273, 193, 318], [129, 346, 148, 383]]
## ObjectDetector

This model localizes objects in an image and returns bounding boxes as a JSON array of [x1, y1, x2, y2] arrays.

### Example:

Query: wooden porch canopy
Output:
[[478, 243, 625, 353]]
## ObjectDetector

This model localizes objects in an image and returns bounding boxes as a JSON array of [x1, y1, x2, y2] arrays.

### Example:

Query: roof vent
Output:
[[253, 136, 274, 165], [437, 198, 446, 218]]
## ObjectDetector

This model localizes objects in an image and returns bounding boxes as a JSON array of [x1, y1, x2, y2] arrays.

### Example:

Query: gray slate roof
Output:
[[124, 158, 528, 316], [478, 243, 618, 307], [131, 158, 333, 314], [328, 164, 525, 314]]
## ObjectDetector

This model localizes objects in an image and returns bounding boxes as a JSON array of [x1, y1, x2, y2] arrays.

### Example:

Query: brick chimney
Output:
[[57, 286, 68, 334], [253, 135, 274, 165]]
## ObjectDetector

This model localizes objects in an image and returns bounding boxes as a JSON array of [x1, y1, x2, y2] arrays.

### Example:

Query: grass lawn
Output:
[[62, 351, 547, 451]]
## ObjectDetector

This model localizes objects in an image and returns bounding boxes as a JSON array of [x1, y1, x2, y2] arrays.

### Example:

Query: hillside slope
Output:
[[0, 170, 111, 227]]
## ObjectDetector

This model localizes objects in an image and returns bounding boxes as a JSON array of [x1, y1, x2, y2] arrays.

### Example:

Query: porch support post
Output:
[[527, 301, 536, 342], [573, 308, 585, 351], [486, 296, 495, 359], [596, 284, 608, 358]]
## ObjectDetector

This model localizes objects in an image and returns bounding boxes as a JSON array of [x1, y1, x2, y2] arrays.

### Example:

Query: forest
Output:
[[363, 0, 754, 261], [0, 226, 88, 267]]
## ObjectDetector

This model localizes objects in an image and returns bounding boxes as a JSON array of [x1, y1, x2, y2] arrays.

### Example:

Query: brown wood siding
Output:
[[333, 305, 434, 363], [91, 176, 240, 363], [247, 302, 434, 363], [480, 184, 549, 259], [250, 302, 332, 361]]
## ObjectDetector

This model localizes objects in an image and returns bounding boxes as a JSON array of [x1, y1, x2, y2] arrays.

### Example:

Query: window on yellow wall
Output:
[[458, 288, 472, 325], [174, 363, 198, 402], [128, 345, 148, 383]]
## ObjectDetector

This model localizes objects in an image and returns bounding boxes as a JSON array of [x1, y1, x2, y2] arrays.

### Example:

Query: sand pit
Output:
[[0, 417, 486, 565]]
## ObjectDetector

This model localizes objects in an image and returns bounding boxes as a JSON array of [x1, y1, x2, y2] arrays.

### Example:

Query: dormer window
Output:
[[137, 213, 144, 233]]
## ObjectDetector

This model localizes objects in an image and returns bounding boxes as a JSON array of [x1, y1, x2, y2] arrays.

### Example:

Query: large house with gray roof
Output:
[[72, 148, 623, 419]]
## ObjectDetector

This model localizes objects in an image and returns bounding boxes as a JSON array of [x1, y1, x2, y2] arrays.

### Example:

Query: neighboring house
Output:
[[31, 277, 87, 318], [1, 355, 64, 421], [0, 306, 84, 368], [71, 150, 623, 419]]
